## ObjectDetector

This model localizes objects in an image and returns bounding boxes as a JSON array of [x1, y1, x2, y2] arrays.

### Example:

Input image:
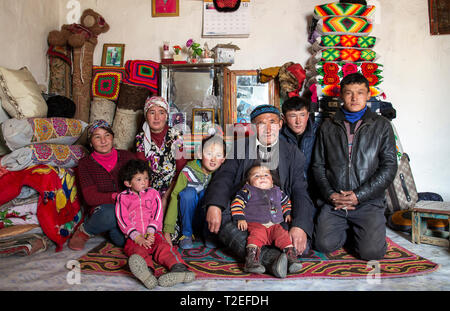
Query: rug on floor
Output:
[[78, 237, 440, 280]]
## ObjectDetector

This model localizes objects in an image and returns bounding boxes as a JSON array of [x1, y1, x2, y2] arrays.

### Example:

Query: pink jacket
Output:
[[115, 188, 163, 241]]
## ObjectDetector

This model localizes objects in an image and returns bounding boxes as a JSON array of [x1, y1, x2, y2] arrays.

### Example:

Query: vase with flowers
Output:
[[173, 45, 185, 62], [186, 38, 203, 64]]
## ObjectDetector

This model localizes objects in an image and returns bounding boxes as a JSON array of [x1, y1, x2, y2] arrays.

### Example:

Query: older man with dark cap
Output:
[[203, 105, 315, 278]]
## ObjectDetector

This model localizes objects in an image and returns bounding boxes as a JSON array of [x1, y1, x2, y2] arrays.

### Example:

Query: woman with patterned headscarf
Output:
[[68, 119, 136, 251], [135, 96, 187, 214]]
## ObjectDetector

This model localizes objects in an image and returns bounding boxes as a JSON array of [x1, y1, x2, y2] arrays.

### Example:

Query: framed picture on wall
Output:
[[169, 111, 187, 133], [224, 70, 280, 125], [192, 108, 215, 135], [101, 44, 125, 67], [428, 0, 450, 35], [152, 0, 179, 17]]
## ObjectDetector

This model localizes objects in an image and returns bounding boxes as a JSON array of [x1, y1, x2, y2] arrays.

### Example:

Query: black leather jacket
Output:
[[312, 108, 398, 205]]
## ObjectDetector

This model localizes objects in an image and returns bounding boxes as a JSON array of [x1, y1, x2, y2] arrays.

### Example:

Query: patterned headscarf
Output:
[[87, 119, 114, 141], [144, 96, 169, 115]]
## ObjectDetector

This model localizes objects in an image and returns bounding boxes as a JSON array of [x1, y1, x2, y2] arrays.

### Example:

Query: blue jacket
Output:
[[280, 116, 318, 182]]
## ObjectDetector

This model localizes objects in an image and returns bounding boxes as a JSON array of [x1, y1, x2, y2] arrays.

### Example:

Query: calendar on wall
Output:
[[202, 0, 251, 38]]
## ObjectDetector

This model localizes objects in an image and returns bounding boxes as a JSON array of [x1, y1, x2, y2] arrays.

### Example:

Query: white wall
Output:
[[1, 0, 449, 199], [0, 0, 61, 85]]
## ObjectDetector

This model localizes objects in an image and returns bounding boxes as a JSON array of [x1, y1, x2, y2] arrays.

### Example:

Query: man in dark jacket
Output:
[[279, 96, 318, 183], [312, 73, 397, 260], [203, 105, 315, 278]]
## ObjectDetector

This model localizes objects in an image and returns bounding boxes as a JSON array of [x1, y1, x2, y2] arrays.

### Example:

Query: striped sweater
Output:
[[231, 184, 291, 225]]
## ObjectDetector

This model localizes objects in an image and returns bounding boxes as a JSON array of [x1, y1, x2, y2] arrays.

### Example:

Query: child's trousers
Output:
[[246, 222, 292, 250], [124, 231, 185, 271]]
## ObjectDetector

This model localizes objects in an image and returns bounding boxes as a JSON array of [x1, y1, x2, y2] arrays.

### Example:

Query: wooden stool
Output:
[[411, 201, 450, 248]]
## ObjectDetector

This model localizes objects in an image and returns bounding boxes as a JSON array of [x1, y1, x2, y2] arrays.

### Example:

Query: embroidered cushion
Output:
[[1, 117, 88, 151], [0, 144, 87, 171], [313, 2, 376, 19], [315, 48, 378, 62], [123, 60, 159, 94], [315, 83, 384, 98], [317, 16, 373, 36], [91, 66, 126, 101], [312, 61, 383, 86], [0, 66, 47, 119], [314, 35, 377, 50]]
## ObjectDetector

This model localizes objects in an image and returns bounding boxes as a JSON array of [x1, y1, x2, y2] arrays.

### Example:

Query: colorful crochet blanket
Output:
[[315, 48, 377, 62], [315, 83, 384, 98], [313, 2, 376, 19], [317, 16, 373, 36], [123, 60, 159, 94], [315, 35, 377, 49], [0, 165, 83, 251], [91, 66, 126, 101], [314, 61, 383, 86]]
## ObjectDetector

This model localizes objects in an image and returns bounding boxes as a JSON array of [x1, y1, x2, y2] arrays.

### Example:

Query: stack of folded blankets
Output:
[[89, 60, 160, 150], [305, 1, 385, 118]]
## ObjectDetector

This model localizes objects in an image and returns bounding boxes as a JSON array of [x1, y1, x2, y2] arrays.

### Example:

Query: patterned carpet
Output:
[[78, 237, 440, 280]]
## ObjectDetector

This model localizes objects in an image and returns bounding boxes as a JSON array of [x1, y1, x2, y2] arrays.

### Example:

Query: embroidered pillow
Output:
[[313, 61, 383, 86], [0, 144, 87, 171], [315, 83, 384, 98], [1, 117, 88, 151], [314, 35, 377, 50], [123, 60, 159, 94], [317, 16, 373, 36], [91, 66, 126, 101], [315, 48, 378, 62], [0, 66, 47, 119], [313, 2, 376, 19]]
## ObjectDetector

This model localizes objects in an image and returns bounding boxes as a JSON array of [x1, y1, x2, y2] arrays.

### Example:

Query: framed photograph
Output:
[[192, 108, 215, 135], [152, 0, 179, 17], [428, 0, 450, 35], [224, 70, 280, 125], [169, 111, 187, 133], [101, 44, 125, 67]]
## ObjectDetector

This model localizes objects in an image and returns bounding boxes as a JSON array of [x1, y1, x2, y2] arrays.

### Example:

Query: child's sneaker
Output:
[[158, 263, 196, 287], [178, 236, 194, 249], [128, 254, 158, 289]]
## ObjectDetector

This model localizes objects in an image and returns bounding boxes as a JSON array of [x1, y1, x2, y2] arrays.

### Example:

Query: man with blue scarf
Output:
[[312, 73, 397, 260]]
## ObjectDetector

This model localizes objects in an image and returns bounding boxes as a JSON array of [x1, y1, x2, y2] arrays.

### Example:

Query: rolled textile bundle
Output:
[[89, 97, 116, 125], [116, 82, 150, 112], [112, 108, 144, 151], [0, 143, 87, 171]]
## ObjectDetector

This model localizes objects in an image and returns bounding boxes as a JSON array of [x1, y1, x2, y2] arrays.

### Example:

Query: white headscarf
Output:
[[142, 96, 169, 157]]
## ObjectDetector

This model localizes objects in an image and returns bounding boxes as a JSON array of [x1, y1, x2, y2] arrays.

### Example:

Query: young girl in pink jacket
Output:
[[115, 159, 195, 289]]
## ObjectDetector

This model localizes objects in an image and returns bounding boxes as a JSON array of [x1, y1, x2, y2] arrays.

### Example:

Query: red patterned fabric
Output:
[[213, 0, 241, 12], [0, 165, 82, 251]]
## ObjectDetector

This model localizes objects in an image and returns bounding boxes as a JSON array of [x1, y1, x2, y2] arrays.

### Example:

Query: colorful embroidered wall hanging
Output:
[[317, 16, 373, 36], [314, 61, 383, 86], [316, 35, 377, 49], [317, 48, 377, 62], [123, 60, 159, 94], [313, 2, 376, 19]]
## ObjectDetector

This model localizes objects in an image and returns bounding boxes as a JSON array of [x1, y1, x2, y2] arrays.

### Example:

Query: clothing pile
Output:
[[304, 1, 390, 120]]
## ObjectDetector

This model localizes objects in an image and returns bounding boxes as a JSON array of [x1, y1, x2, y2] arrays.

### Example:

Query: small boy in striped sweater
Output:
[[231, 163, 302, 275], [163, 135, 226, 249]]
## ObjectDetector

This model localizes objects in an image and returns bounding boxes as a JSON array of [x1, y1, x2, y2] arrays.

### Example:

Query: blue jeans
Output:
[[83, 204, 125, 247], [179, 187, 206, 238]]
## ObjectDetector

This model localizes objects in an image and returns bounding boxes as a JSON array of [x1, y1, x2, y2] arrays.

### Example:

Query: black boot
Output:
[[244, 246, 265, 274], [284, 247, 303, 273]]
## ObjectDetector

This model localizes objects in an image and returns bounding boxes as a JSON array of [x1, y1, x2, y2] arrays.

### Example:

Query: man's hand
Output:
[[289, 227, 307, 255], [329, 191, 358, 210], [237, 220, 247, 231], [206, 205, 222, 234]]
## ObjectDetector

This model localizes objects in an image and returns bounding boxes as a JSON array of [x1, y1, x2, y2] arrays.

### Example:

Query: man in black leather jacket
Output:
[[312, 73, 397, 260]]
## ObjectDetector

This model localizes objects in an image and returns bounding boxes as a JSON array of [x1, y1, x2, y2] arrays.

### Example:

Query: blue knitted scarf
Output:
[[341, 106, 367, 123]]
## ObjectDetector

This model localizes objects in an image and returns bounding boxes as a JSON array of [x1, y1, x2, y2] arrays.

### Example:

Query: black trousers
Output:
[[313, 200, 387, 261]]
